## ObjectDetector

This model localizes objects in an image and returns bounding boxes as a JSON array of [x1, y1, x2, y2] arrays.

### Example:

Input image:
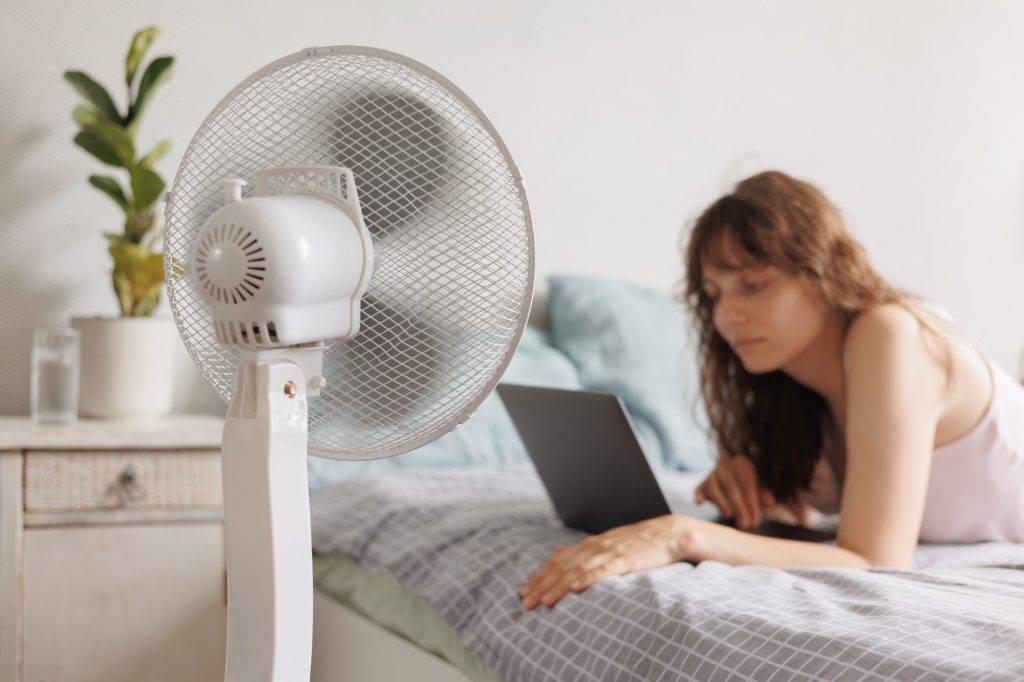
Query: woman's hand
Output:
[[519, 514, 697, 610], [694, 453, 811, 529]]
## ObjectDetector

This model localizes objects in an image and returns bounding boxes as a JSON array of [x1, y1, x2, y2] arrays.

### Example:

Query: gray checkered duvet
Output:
[[310, 467, 1024, 681]]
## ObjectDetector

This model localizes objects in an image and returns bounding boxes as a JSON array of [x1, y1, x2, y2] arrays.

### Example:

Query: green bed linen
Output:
[[313, 554, 505, 682]]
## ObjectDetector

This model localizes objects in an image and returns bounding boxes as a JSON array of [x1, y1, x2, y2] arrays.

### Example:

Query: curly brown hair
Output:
[[678, 170, 936, 505]]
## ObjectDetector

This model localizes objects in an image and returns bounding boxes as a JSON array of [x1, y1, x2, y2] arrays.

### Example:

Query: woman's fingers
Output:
[[543, 556, 629, 607], [698, 458, 779, 530], [521, 536, 637, 609], [520, 515, 692, 611], [522, 562, 568, 609], [731, 457, 763, 528], [785, 490, 812, 527], [522, 547, 590, 609], [540, 565, 594, 607], [704, 473, 733, 519], [783, 503, 804, 526], [716, 463, 754, 528], [520, 551, 571, 602], [694, 479, 706, 505], [519, 557, 548, 595]]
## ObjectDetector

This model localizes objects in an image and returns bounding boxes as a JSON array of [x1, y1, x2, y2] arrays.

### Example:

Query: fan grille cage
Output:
[[164, 47, 533, 459]]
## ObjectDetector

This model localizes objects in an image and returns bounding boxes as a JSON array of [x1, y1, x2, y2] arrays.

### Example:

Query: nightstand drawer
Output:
[[24, 450, 223, 512]]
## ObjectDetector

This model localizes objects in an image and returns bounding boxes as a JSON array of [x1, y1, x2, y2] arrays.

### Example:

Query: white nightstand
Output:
[[0, 415, 227, 682]]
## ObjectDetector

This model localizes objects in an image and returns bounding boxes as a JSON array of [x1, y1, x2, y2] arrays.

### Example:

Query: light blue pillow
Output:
[[307, 326, 581, 490], [547, 274, 714, 471]]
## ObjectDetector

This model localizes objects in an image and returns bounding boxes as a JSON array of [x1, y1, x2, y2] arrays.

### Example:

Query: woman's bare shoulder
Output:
[[842, 302, 991, 443], [844, 303, 930, 363], [842, 303, 951, 404]]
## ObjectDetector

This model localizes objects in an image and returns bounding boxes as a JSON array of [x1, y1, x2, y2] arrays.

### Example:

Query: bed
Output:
[[309, 466, 1024, 681], [305, 276, 1024, 680]]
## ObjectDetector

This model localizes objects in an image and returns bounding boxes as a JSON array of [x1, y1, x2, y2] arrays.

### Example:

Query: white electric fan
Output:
[[163, 46, 533, 681]]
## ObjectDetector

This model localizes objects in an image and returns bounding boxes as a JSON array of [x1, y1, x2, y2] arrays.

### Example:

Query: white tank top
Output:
[[804, 303, 1024, 543]]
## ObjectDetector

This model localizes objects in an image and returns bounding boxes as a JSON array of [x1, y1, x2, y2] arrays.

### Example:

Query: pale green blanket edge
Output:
[[313, 554, 505, 682]]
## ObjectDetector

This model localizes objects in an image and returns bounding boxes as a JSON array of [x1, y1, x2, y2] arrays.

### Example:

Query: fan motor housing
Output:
[[193, 192, 373, 347]]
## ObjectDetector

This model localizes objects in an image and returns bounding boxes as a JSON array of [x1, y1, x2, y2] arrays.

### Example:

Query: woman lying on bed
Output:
[[520, 169, 1024, 610]]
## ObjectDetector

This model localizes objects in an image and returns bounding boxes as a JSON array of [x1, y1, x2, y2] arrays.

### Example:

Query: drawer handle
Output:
[[113, 464, 147, 506]]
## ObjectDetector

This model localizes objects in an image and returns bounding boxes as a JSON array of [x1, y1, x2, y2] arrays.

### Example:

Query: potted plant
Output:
[[65, 26, 177, 419]]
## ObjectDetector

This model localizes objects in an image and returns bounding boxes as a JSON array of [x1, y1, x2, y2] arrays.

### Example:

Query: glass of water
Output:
[[31, 328, 80, 426]]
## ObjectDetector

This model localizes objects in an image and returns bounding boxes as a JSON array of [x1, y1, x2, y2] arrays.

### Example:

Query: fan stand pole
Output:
[[221, 357, 313, 682]]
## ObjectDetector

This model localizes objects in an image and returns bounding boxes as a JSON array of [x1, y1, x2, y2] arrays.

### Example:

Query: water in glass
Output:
[[31, 328, 80, 425]]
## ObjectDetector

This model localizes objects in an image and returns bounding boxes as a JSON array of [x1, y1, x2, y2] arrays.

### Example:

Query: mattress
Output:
[[311, 466, 1024, 681]]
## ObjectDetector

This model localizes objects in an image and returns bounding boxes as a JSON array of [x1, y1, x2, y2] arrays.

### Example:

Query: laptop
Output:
[[497, 383, 836, 542]]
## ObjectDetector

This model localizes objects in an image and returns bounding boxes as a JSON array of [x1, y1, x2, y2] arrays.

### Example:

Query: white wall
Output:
[[1, 0, 1022, 415]]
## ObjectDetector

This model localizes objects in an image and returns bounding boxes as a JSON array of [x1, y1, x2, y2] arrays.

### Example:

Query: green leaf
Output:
[[88, 174, 129, 210], [74, 130, 121, 166], [140, 138, 171, 168], [63, 71, 122, 124], [125, 26, 159, 90], [73, 122, 134, 167], [109, 241, 165, 316], [130, 166, 165, 211], [111, 269, 133, 316], [124, 209, 153, 242], [72, 104, 101, 127], [127, 56, 173, 126], [131, 288, 161, 316]]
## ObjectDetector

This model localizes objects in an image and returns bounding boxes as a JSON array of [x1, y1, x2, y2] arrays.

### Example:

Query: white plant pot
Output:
[[70, 316, 177, 419]]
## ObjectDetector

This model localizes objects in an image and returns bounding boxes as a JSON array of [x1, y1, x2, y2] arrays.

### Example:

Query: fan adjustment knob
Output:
[[283, 380, 298, 398], [309, 375, 327, 391]]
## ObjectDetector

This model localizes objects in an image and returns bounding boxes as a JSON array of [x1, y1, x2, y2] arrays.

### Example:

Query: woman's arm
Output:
[[521, 305, 948, 608], [520, 514, 870, 610], [695, 305, 948, 570], [832, 304, 946, 568], [687, 518, 868, 568]]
